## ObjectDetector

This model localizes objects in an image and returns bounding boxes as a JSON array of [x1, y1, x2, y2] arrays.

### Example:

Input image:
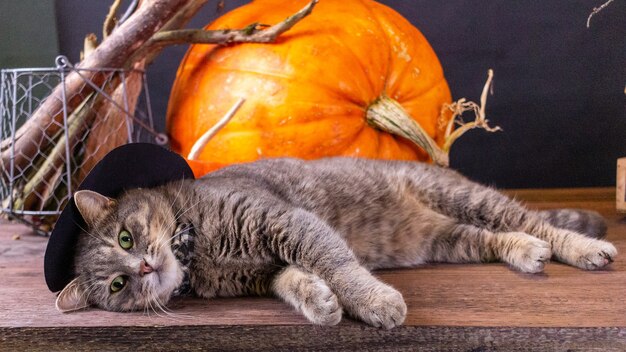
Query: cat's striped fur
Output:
[[57, 158, 617, 329]]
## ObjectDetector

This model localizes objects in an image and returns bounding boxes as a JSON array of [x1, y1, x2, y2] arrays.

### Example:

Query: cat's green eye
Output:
[[118, 230, 133, 250], [110, 275, 127, 293]]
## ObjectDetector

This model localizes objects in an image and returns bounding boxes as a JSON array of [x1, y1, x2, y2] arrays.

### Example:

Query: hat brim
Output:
[[44, 143, 195, 292]]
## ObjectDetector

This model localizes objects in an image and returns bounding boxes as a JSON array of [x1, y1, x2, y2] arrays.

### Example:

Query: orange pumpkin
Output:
[[167, 0, 452, 174]]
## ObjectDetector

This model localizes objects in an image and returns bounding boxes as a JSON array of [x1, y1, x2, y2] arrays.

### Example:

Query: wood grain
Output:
[[0, 188, 624, 350], [618, 158, 625, 213], [1, 326, 625, 352]]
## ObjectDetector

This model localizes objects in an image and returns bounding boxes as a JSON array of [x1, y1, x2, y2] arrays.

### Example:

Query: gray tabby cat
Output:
[[56, 158, 617, 329]]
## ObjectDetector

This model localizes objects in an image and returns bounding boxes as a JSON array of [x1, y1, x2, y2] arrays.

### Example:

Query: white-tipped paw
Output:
[[355, 285, 407, 329], [300, 281, 342, 326], [506, 233, 552, 273], [573, 240, 617, 270]]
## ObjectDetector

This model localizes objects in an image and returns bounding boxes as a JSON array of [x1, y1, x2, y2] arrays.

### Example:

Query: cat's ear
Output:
[[55, 278, 90, 312], [74, 190, 116, 227]]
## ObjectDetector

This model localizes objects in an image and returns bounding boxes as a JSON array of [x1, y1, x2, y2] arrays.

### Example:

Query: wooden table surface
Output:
[[1, 188, 625, 351]]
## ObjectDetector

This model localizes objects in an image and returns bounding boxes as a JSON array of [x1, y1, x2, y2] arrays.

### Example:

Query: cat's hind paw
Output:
[[572, 239, 617, 270]]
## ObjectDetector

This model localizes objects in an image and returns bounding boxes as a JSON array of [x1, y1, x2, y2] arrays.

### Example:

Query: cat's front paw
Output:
[[300, 281, 342, 326], [351, 285, 407, 329], [506, 233, 551, 273], [571, 239, 617, 270]]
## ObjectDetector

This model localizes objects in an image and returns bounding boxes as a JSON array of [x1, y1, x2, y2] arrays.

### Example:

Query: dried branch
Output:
[[78, 63, 145, 181], [188, 98, 245, 160], [151, 0, 318, 46], [0, 0, 191, 180], [80, 33, 98, 61], [1, 0, 319, 211], [103, 0, 122, 39], [11, 93, 98, 211], [587, 0, 615, 28], [129, 0, 211, 67]]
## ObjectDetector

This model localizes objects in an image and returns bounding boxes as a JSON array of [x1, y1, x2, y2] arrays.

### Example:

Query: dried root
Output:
[[440, 69, 502, 152]]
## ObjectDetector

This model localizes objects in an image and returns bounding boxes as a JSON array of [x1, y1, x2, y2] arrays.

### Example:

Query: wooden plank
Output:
[[618, 158, 626, 213], [504, 187, 614, 203], [0, 188, 625, 349], [1, 326, 625, 352]]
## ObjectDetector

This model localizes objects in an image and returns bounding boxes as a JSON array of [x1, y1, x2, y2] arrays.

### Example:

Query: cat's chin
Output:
[[149, 251, 185, 300]]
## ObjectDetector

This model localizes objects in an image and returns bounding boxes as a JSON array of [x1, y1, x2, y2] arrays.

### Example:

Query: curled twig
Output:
[[441, 69, 502, 152]]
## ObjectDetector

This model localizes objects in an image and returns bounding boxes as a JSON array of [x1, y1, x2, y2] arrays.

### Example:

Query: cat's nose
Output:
[[139, 259, 154, 277]]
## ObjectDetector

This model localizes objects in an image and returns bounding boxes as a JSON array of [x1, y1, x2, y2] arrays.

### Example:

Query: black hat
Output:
[[44, 143, 195, 292]]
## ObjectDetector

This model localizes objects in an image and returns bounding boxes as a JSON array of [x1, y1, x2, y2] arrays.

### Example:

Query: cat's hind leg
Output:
[[271, 265, 342, 326], [523, 220, 617, 270], [403, 166, 617, 270], [427, 220, 552, 273]]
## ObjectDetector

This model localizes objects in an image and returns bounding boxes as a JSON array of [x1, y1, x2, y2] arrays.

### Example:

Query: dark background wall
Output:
[[4, 1, 626, 188], [0, 0, 58, 67]]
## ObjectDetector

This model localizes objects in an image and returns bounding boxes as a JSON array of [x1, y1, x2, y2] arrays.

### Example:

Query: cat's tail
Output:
[[537, 209, 607, 239]]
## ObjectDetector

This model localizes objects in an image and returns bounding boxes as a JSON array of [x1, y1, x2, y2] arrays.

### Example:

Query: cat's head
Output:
[[55, 188, 184, 312]]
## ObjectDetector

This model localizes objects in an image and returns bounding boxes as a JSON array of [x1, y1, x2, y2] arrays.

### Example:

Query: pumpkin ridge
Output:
[[205, 113, 366, 136], [336, 120, 373, 156], [324, 32, 380, 100], [339, 126, 379, 157], [384, 50, 415, 100], [209, 65, 368, 107], [356, 0, 395, 98], [201, 117, 369, 159], [393, 76, 449, 106]]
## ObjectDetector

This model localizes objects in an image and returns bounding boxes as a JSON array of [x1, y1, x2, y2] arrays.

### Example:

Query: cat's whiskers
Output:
[[153, 214, 173, 258], [139, 278, 193, 321], [142, 301, 150, 317], [150, 190, 200, 254], [153, 225, 193, 257], [168, 197, 204, 234], [169, 180, 196, 221], [168, 179, 187, 218], [142, 286, 168, 319], [72, 219, 109, 246], [80, 278, 102, 308], [154, 198, 204, 253], [146, 295, 160, 318], [151, 293, 193, 321], [135, 273, 176, 320]]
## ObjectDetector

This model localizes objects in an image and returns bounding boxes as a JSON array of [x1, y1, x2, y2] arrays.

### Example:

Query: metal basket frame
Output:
[[0, 55, 166, 234]]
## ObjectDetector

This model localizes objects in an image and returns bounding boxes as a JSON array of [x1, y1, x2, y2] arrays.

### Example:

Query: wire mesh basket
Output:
[[0, 56, 167, 234]]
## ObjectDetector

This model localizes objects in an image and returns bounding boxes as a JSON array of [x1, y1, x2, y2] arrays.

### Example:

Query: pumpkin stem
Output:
[[366, 96, 450, 167], [366, 70, 501, 167]]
